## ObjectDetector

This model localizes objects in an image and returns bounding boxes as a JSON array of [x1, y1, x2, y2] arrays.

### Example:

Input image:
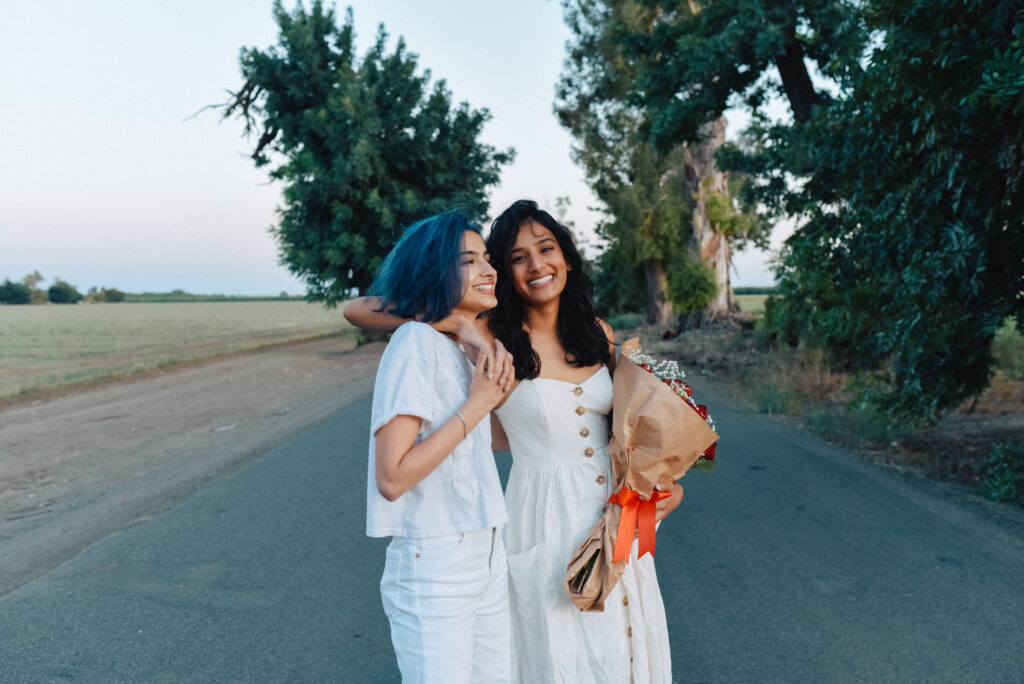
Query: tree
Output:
[[0, 280, 31, 305], [22, 270, 46, 304], [557, 0, 768, 327], [48, 280, 82, 304], [617, 0, 1024, 419], [221, 1, 513, 305]]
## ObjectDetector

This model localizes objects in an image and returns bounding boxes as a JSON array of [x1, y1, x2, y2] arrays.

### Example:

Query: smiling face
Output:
[[451, 230, 498, 316], [508, 220, 570, 308]]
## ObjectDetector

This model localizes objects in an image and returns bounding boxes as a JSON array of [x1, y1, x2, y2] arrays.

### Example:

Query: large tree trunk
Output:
[[644, 259, 675, 328], [682, 117, 734, 320]]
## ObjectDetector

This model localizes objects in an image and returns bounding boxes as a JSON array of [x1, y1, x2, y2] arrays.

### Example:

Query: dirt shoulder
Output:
[[0, 335, 385, 596]]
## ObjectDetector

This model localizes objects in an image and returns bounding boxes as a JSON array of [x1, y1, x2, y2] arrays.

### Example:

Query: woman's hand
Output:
[[654, 480, 684, 522], [465, 339, 514, 418], [455, 316, 490, 366]]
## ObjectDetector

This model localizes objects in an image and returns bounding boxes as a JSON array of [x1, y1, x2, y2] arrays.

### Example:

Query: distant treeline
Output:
[[1, 273, 306, 305], [733, 286, 776, 295], [124, 290, 304, 303]]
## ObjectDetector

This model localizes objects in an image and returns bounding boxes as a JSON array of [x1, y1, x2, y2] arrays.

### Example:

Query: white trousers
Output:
[[380, 527, 510, 684]]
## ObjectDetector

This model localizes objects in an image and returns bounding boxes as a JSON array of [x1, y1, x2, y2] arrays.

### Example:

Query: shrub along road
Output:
[[0, 353, 1022, 681]]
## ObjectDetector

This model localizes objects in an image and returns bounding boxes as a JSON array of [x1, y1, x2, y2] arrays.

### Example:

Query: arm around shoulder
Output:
[[343, 296, 410, 332]]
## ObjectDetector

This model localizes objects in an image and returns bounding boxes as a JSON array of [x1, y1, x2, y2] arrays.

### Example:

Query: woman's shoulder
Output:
[[385, 321, 448, 357]]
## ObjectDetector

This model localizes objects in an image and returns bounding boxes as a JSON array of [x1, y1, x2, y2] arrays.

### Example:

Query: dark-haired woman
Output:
[[346, 201, 678, 683], [365, 211, 515, 683]]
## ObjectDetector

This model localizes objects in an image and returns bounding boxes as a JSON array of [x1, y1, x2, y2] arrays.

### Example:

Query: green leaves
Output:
[[592, 0, 1023, 420], [223, 1, 512, 303]]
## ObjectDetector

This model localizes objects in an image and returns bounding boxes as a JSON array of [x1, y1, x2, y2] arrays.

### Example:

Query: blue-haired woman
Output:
[[366, 211, 515, 683]]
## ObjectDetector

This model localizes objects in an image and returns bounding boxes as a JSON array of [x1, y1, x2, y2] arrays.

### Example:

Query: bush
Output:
[[992, 321, 1024, 381], [977, 440, 1024, 506], [48, 280, 82, 304], [0, 279, 31, 304], [102, 288, 126, 303]]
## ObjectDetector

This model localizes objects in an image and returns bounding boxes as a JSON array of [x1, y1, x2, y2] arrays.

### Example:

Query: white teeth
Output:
[[473, 284, 494, 292], [528, 275, 554, 287]]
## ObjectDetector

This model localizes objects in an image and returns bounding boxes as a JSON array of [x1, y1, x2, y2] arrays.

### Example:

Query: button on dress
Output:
[[495, 366, 671, 683]]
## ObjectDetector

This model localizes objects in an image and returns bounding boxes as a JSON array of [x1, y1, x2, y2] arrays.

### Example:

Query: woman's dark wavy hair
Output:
[[369, 211, 481, 323], [486, 199, 611, 379]]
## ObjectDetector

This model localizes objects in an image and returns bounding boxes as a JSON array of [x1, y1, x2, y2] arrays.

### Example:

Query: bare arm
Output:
[[490, 413, 510, 452], [343, 297, 494, 363], [375, 341, 511, 501], [343, 297, 409, 332], [598, 318, 617, 376]]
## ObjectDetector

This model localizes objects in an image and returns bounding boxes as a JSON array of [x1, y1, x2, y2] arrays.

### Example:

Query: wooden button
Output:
[[596, 475, 606, 485], [575, 406, 586, 416], [580, 427, 590, 437], [415, 553, 420, 558], [584, 447, 594, 457], [573, 386, 584, 396], [623, 596, 628, 606], [627, 627, 632, 637]]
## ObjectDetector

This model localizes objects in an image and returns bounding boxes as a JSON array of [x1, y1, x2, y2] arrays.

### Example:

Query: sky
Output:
[[0, 0, 784, 296]]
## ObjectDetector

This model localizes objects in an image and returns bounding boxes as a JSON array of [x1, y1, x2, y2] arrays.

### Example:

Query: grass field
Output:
[[0, 301, 353, 400], [735, 293, 768, 313]]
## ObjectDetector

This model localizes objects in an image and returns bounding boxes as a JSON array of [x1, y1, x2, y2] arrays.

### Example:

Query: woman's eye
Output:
[[511, 255, 526, 264], [541, 246, 554, 254]]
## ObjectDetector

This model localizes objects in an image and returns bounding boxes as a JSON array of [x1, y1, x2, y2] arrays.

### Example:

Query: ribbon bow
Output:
[[608, 486, 672, 563]]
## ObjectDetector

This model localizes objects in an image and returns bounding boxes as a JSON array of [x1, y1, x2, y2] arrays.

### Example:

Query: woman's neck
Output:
[[525, 299, 560, 336]]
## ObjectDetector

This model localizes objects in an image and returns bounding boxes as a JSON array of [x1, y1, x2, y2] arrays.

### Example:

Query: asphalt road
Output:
[[1, 379, 1022, 682]]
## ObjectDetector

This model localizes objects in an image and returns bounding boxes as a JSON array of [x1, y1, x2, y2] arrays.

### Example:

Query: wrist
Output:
[[459, 400, 489, 431]]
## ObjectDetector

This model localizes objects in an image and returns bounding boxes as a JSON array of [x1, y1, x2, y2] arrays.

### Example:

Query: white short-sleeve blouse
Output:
[[366, 322, 507, 538]]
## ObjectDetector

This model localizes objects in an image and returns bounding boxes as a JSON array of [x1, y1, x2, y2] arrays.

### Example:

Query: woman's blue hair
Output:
[[369, 211, 482, 323]]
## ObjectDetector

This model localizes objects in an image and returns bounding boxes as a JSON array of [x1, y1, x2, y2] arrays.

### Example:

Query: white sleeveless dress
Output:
[[495, 366, 672, 683]]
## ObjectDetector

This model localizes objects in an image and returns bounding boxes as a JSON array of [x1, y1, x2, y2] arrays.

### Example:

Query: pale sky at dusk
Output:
[[1, 0, 781, 296]]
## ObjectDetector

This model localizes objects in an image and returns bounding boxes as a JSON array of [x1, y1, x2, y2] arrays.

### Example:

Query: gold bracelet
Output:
[[454, 410, 468, 439]]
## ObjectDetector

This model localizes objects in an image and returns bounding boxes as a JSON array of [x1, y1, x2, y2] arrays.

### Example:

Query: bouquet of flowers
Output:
[[564, 339, 719, 611]]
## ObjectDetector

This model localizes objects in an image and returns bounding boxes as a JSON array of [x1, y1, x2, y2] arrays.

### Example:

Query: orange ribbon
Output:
[[609, 487, 672, 563]]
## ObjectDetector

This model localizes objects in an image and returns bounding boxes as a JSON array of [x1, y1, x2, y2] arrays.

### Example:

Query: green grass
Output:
[[735, 294, 768, 314], [0, 301, 353, 399]]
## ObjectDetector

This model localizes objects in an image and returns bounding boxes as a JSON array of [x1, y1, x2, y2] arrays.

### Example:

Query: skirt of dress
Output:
[[503, 457, 672, 684]]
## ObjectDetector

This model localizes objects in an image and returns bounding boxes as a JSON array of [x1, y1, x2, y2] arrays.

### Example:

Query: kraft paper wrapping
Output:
[[564, 340, 719, 612]]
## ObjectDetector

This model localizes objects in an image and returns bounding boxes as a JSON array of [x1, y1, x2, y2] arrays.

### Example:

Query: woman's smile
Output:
[[527, 275, 555, 289]]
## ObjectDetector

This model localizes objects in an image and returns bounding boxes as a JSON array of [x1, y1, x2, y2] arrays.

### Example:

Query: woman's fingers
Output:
[[493, 340, 513, 388], [501, 352, 516, 389], [481, 341, 496, 380]]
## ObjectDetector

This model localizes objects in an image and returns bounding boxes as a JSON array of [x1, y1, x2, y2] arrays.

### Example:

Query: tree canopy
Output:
[[604, 0, 1024, 420], [222, 1, 513, 304], [557, 0, 768, 325]]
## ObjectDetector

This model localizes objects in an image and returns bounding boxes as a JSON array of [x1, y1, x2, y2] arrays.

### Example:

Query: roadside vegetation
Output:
[[615, 297, 1024, 507]]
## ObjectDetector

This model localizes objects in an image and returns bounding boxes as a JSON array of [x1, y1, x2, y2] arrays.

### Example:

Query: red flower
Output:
[[702, 442, 717, 461]]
